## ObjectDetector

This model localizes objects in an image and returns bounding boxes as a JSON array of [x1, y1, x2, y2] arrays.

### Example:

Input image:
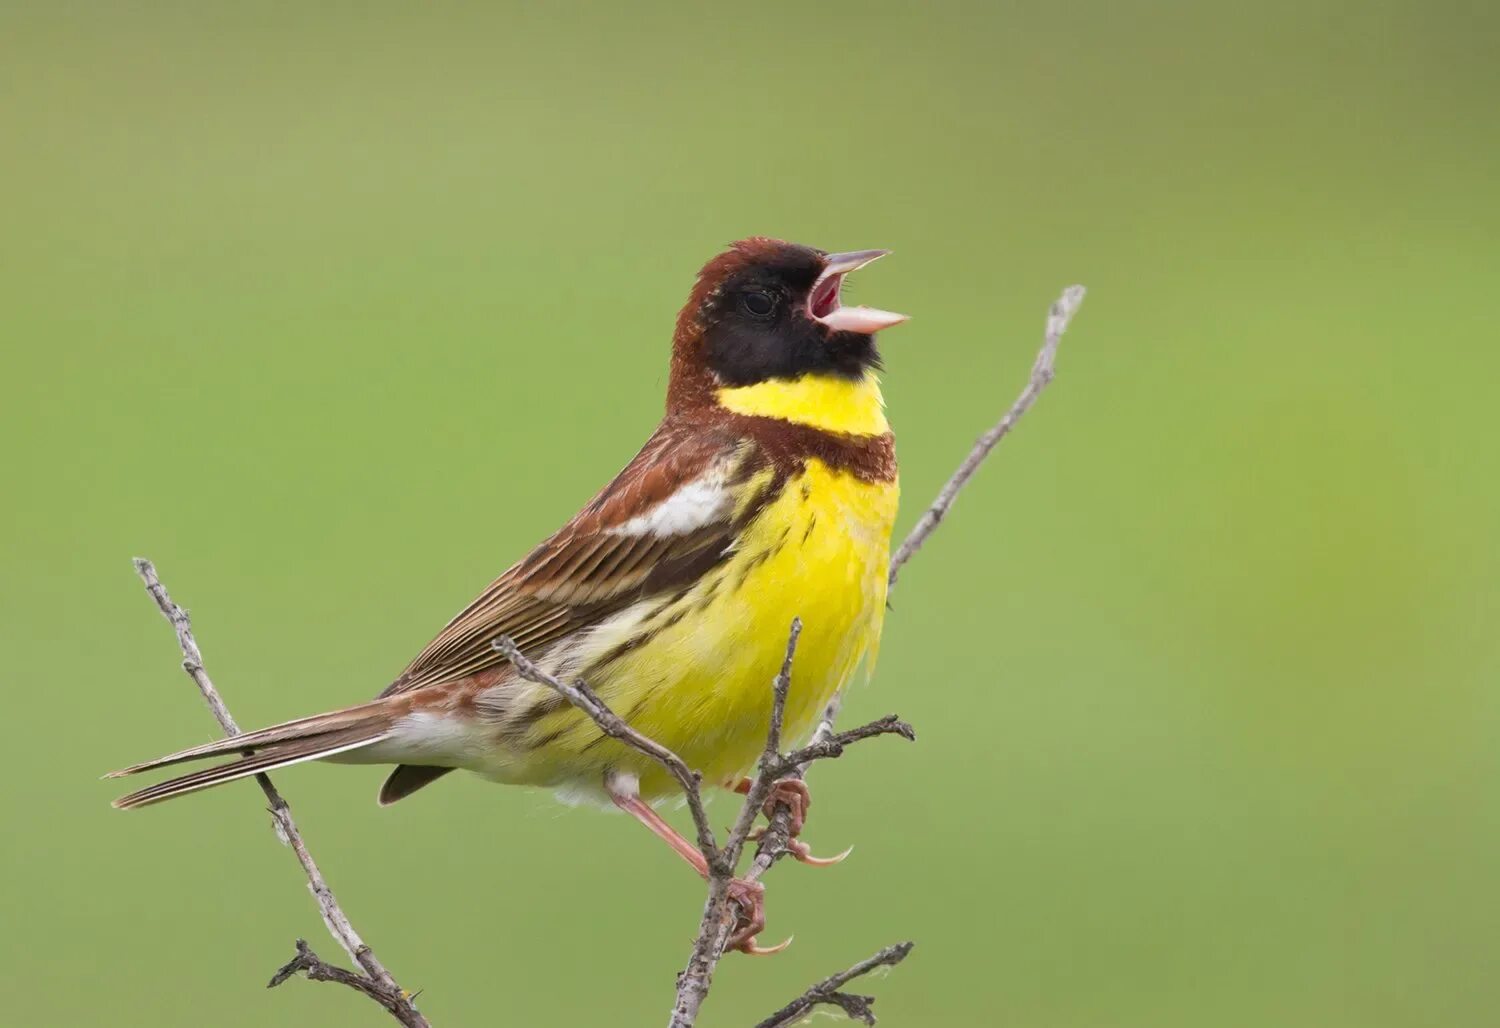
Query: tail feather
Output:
[[111, 725, 393, 809], [109, 699, 406, 810], [106, 699, 395, 779]]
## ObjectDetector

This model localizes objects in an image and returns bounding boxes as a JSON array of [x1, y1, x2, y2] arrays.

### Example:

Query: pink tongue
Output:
[[819, 306, 910, 334], [812, 277, 841, 317]]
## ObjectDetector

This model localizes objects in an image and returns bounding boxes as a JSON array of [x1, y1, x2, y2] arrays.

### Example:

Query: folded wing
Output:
[[380, 423, 772, 696]]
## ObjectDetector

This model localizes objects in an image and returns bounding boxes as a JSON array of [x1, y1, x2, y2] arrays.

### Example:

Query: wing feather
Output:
[[380, 425, 764, 697]]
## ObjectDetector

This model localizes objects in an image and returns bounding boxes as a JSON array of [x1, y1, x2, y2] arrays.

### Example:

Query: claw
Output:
[[738, 934, 794, 956], [747, 828, 852, 867], [786, 838, 854, 867]]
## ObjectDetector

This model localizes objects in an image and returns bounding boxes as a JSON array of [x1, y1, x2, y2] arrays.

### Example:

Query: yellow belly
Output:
[[502, 459, 898, 798]]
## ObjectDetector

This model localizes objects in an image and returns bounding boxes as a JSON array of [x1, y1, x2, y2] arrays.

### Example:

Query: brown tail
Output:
[[108, 700, 397, 810]]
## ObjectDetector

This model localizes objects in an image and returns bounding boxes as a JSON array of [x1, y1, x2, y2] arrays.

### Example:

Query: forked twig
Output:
[[890, 284, 1086, 585], [131, 559, 428, 1028], [754, 942, 916, 1028]]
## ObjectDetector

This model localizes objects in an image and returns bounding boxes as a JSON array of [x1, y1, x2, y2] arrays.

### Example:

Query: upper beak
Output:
[[811, 249, 909, 335]]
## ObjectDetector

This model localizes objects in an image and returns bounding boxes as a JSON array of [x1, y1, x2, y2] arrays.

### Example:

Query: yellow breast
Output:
[[511, 460, 898, 797]]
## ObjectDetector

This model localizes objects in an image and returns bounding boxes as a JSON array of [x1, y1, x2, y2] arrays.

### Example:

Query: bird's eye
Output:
[[741, 289, 776, 318]]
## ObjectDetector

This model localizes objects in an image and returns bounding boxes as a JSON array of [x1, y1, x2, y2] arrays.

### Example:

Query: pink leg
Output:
[[610, 791, 709, 877], [611, 786, 790, 955]]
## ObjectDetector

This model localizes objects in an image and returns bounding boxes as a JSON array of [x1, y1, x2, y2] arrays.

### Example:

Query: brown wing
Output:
[[379, 421, 766, 697]]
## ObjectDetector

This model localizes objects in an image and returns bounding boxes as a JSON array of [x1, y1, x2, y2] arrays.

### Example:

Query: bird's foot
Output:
[[761, 777, 810, 835], [725, 878, 791, 956], [732, 777, 851, 866]]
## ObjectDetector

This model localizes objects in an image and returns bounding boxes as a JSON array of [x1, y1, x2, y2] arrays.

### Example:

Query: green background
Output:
[[4, 2, 1497, 1025]]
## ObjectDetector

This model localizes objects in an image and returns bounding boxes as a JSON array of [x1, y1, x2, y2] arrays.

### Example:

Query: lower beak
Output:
[[812, 249, 910, 335]]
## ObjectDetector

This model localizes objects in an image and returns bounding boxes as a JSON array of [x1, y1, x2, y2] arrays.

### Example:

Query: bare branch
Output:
[[736, 710, 915, 913], [134, 557, 247, 735], [778, 715, 916, 773], [739, 695, 845, 891], [669, 875, 735, 1028], [669, 619, 807, 1028], [754, 942, 916, 1028], [132, 559, 429, 1028], [269, 940, 423, 1021], [673, 621, 914, 1027], [765, 618, 802, 756], [720, 618, 804, 867], [889, 284, 1086, 586]]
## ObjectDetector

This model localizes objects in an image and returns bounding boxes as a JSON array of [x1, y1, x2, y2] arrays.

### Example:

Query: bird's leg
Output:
[[608, 780, 789, 955], [609, 788, 709, 876], [731, 777, 852, 866]]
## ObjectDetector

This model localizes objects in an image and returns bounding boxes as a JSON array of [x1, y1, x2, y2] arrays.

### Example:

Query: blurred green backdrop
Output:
[[4, 1, 1497, 1025]]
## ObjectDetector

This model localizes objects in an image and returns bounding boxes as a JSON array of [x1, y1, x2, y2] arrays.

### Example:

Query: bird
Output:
[[110, 238, 908, 952]]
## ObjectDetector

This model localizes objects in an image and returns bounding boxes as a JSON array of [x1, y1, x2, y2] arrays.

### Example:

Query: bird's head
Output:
[[669, 238, 907, 425]]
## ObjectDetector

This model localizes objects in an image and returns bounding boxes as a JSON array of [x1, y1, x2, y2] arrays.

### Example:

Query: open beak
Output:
[[809, 249, 909, 335]]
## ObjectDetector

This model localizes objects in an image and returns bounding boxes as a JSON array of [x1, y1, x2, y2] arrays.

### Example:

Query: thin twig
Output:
[[754, 942, 916, 1028], [740, 710, 915, 895], [132, 559, 429, 1028], [721, 618, 805, 867], [739, 700, 841, 889], [889, 284, 1086, 586], [268, 940, 422, 1021], [778, 716, 916, 772], [674, 625, 913, 1027], [667, 621, 808, 1028]]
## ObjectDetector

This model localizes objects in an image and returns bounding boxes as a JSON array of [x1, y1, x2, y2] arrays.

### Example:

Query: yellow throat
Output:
[[715, 372, 889, 436]]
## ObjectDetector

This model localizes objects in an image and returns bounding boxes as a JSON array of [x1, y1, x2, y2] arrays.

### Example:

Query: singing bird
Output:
[[111, 238, 907, 951]]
